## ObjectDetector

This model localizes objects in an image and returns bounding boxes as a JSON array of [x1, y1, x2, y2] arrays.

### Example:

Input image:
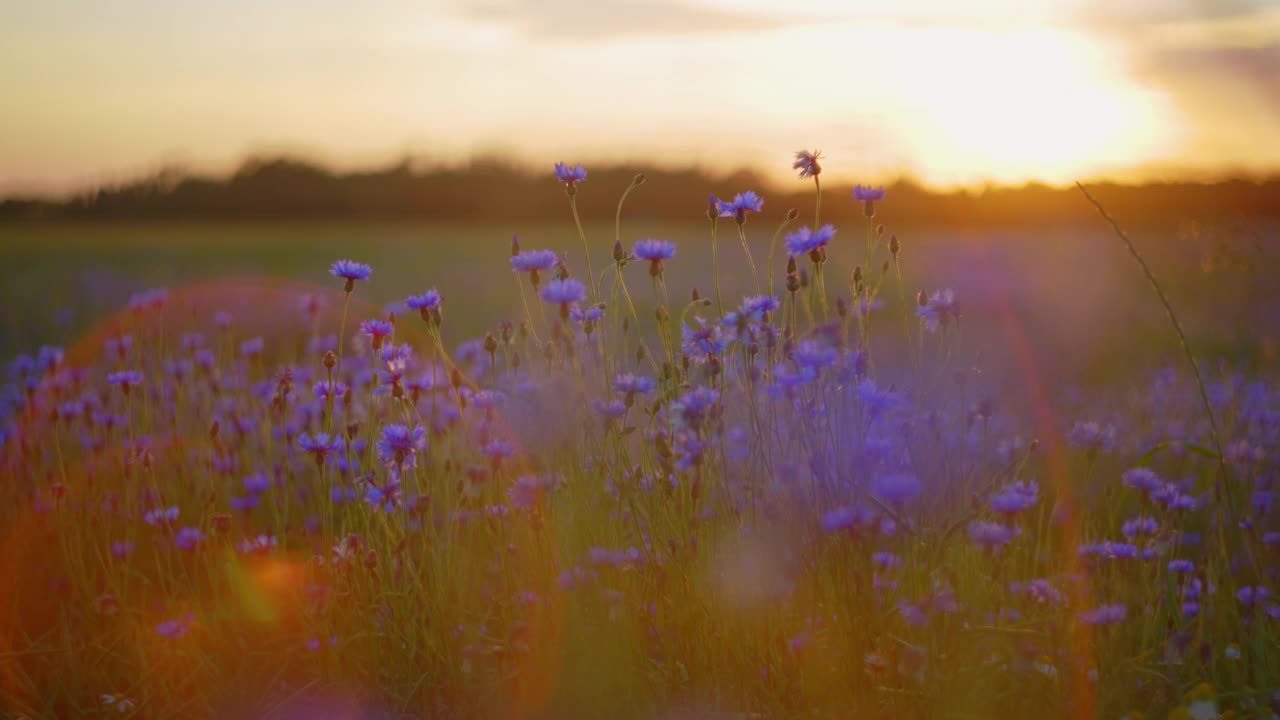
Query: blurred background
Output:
[[1, 0, 1277, 396]]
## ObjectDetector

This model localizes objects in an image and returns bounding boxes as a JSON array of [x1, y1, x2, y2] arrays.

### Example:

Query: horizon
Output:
[[3, 0, 1279, 196]]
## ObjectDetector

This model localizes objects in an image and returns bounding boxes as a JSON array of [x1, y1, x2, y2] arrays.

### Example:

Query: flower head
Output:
[[917, 289, 958, 333], [554, 162, 588, 188], [330, 260, 372, 292], [852, 185, 886, 202], [969, 521, 1016, 551], [107, 370, 144, 393], [298, 432, 341, 466], [633, 239, 676, 276], [793, 150, 822, 179], [872, 473, 922, 505], [715, 191, 765, 221], [784, 225, 836, 259], [376, 424, 427, 470], [511, 250, 559, 275], [406, 290, 441, 312], [1079, 603, 1127, 626], [991, 481, 1039, 515], [360, 319, 395, 349], [540, 278, 587, 319]]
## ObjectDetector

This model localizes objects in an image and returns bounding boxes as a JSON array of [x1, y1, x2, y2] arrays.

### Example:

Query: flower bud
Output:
[[889, 234, 900, 257], [511, 234, 520, 257]]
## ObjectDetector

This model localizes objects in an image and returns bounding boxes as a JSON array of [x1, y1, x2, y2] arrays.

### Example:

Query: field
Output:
[[0, 186, 1278, 719]]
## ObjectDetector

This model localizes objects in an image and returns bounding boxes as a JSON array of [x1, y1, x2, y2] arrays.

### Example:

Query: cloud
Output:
[[450, 0, 790, 40]]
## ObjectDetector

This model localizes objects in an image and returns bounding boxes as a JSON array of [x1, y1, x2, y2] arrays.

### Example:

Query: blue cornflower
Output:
[[872, 473, 921, 506], [1068, 421, 1116, 453], [406, 290, 442, 312], [174, 527, 203, 552], [366, 474, 403, 512], [1079, 604, 1127, 626], [1078, 541, 1139, 560], [672, 386, 721, 432], [614, 373, 656, 398], [681, 318, 728, 363], [738, 295, 780, 322], [511, 250, 559, 281], [715, 191, 765, 222], [852, 185, 886, 202], [969, 521, 1017, 551], [1122, 467, 1163, 493], [298, 432, 340, 466], [156, 617, 193, 639], [107, 370, 144, 393], [376, 424, 427, 470], [793, 150, 822, 178], [1167, 559, 1195, 574], [540, 278, 587, 319], [853, 185, 885, 217], [821, 506, 865, 533], [917, 289, 958, 333], [1237, 585, 1271, 607], [554, 162, 587, 188], [593, 398, 627, 421], [144, 506, 179, 527], [991, 481, 1039, 515], [360, 319, 394, 349], [784, 225, 836, 259], [633, 239, 676, 277], [570, 304, 604, 326], [243, 473, 271, 495], [313, 380, 348, 401], [1122, 516, 1159, 539], [793, 340, 839, 371], [240, 337, 264, 358], [1025, 579, 1064, 606], [330, 260, 372, 292]]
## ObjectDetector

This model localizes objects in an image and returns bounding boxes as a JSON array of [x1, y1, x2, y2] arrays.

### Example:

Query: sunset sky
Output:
[[2, 0, 1278, 195]]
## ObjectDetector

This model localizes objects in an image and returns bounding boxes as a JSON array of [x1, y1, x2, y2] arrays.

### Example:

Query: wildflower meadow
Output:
[[1, 153, 1277, 720]]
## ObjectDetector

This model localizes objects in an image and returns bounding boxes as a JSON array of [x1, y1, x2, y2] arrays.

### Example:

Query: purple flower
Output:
[[511, 250, 558, 274], [107, 370, 144, 391], [174, 527, 204, 552], [1025, 579, 1064, 606], [917, 289, 959, 333], [1237, 585, 1272, 607], [1078, 541, 1139, 560], [330, 260, 372, 288], [1122, 516, 1159, 539], [715, 191, 764, 220], [792, 150, 822, 179], [112, 540, 135, 558], [822, 506, 864, 533], [1167, 559, 1195, 574], [991, 481, 1039, 515], [672, 386, 720, 432], [313, 380, 348, 401], [360, 319, 394, 343], [594, 399, 627, 421], [970, 521, 1016, 551], [376, 424, 427, 470], [144, 506, 179, 527], [852, 185, 886, 202], [298, 432, 341, 465], [405, 290, 442, 312], [243, 473, 271, 495], [1079, 603, 1127, 626], [540, 278, 587, 309], [871, 473, 922, 505], [239, 337, 264, 358], [633, 239, 676, 262], [784, 225, 836, 258], [156, 617, 193, 638], [1068, 421, 1116, 452], [1122, 467, 1163, 493], [681, 318, 728, 362], [614, 373, 656, 397], [554, 162, 587, 187]]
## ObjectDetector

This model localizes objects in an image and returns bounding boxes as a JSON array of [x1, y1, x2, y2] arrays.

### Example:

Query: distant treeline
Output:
[[3, 156, 1279, 228]]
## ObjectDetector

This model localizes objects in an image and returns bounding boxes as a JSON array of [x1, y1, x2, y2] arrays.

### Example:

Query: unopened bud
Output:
[[511, 234, 520, 257], [483, 333, 498, 354], [613, 241, 626, 263], [889, 234, 900, 257], [324, 351, 336, 369], [633, 172, 647, 185], [917, 290, 928, 306], [785, 208, 799, 221]]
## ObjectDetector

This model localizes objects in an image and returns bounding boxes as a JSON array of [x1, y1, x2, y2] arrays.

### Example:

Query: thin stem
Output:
[[1075, 182, 1242, 567], [813, 175, 822, 227], [736, 223, 760, 294], [766, 214, 795, 300], [569, 194, 597, 302], [710, 218, 723, 316]]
